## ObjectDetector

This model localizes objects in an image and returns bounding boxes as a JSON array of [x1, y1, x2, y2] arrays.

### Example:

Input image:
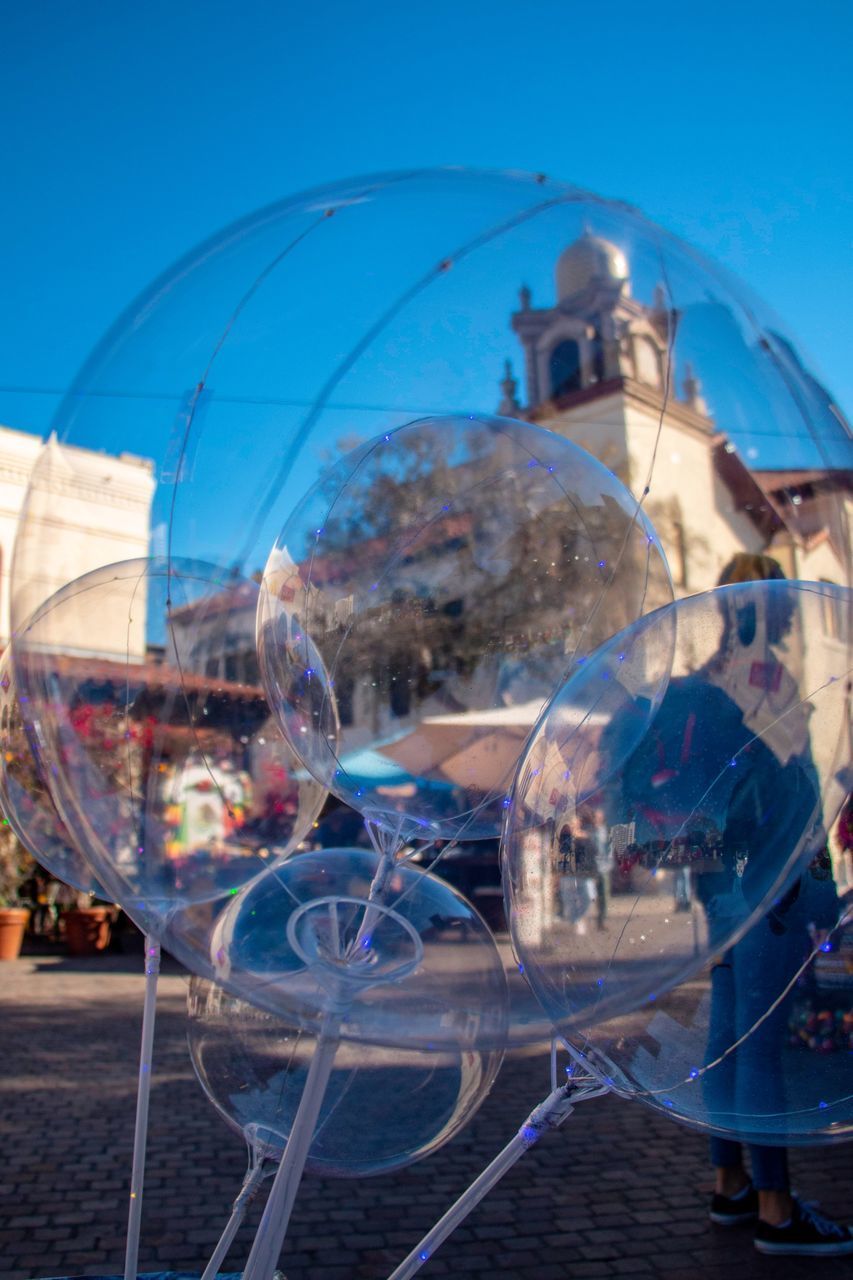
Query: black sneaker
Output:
[[710, 1182, 758, 1225], [755, 1197, 853, 1255]]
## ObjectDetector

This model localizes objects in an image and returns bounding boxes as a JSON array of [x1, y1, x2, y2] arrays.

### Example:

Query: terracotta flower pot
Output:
[[0, 907, 30, 961], [64, 906, 112, 956]]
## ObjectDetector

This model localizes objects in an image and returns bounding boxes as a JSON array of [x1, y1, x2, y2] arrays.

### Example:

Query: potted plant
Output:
[[0, 821, 35, 960], [62, 890, 114, 956]]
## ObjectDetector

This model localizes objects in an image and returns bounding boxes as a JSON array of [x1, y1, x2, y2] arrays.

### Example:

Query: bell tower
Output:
[[508, 230, 674, 412]]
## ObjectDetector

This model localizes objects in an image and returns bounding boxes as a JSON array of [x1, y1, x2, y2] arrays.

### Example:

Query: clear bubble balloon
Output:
[[187, 974, 503, 1177], [13, 558, 326, 928], [504, 580, 852, 1032], [0, 646, 107, 899], [209, 846, 509, 1054], [568, 845, 853, 1145], [258, 413, 672, 840], [12, 169, 850, 655]]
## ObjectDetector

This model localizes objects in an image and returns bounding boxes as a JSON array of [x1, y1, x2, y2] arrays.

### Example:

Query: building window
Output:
[[820, 579, 848, 642], [591, 330, 605, 382], [549, 340, 582, 398]]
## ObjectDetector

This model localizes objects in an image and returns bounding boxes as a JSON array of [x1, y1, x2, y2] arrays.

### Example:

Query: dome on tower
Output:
[[556, 231, 629, 300]]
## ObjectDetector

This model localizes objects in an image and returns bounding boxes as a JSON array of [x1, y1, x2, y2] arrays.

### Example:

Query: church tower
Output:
[[500, 231, 776, 596]]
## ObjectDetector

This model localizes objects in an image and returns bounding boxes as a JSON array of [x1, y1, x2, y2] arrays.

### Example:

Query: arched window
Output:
[[590, 330, 605, 382], [549, 340, 582, 398]]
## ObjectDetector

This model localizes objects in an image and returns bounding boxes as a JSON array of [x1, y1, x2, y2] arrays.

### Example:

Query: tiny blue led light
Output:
[[596, 978, 604, 987], [518, 962, 524, 975], [361, 936, 372, 950], [502, 796, 512, 808], [370, 582, 379, 591], [441, 504, 450, 511], [527, 459, 538, 468], [419, 1253, 430, 1262], [663, 1098, 674, 1108], [689, 1068, 699, 1079], [383, 433, 391, 442], [729, 758, 738, 767], [547, 465, 555, 473], [821, 942, 832, 953], [521, 1124, 538, 1143], [598, 560, 606, 568], [618, 652, 626, 662], [315, 527, 323, 536], [648, 993, 656, 1002], [819, 1100, 828, 1109], [304, 667, 314, 677]]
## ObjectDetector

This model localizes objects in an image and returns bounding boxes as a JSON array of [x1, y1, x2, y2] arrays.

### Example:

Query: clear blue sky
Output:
[[1, 0, 851, 437]]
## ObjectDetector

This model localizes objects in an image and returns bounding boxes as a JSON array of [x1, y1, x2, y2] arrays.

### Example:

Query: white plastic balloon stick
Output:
[[124, 936, 160, 1280], [200, 1154, 271, 1280], [241, 1016, 341, 1280], [386, 1076, 607, 1280]]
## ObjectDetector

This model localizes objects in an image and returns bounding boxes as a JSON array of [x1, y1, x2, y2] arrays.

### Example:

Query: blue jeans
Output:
[[709, 1134, 789, 1191], [704, 911, 802, 1193]]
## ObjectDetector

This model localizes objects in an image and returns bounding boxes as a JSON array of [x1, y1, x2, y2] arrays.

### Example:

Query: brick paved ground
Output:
[[1, 944, 852, 1280]]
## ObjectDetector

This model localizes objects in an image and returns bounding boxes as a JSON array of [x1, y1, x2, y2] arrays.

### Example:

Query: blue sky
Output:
[[2, 0, 851, 440]]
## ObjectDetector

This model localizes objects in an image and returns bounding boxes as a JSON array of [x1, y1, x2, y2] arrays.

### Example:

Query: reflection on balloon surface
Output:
[[188, 975, 503, 1177], [0, 646, 107, 899], [12, 171, 850, 647], [569, 847, 853, 1145], [258, 413, 671, 840], [13, 559, 325, 927], [505, 581, 851, 1031], [209, 847, 509, 1054]]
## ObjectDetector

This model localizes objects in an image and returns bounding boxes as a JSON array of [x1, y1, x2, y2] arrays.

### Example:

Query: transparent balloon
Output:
[[188, 974, 503, 1177], [208, 846, 509, 1054], [13, 558, 326, 929], [568, 845, 853, 1145], [504, 580, 852, 1031], [0, 645, 107, 900], [12, 169, 850, 658], [258, 413, 672, 840]]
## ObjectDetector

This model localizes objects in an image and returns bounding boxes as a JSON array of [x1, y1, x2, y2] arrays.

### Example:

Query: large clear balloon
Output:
[[258, 413, 672, 840], [209, 847, 509, 1054], [12, 170, 850, 656], [188, 974, 503, 1177], [0, 646, 107, 899], [504, 580, 852, 1031], [568, 847, 853, 1145], [13, 558, 326, 929]]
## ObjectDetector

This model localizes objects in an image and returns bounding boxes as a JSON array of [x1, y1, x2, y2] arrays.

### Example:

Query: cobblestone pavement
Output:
[[1, 946, 852, 1280]]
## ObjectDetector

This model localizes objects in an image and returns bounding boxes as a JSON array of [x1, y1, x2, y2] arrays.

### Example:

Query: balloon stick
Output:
[[124, 935, 160, 1280], [200, 1151, 271, 1280], [241, 1016, 341, 1280], [386, 1076, 607, 1280]]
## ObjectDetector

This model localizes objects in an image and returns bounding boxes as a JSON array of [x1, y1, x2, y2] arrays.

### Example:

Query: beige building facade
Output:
[[0, 426, 155, 658]]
